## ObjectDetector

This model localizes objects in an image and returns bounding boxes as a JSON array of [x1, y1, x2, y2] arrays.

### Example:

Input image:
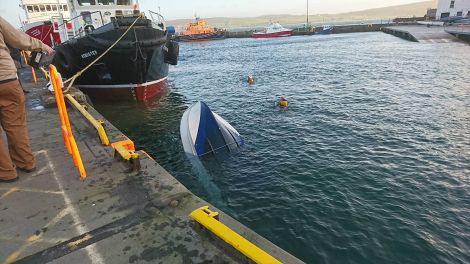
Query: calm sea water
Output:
[[95, 33, 470, 264]]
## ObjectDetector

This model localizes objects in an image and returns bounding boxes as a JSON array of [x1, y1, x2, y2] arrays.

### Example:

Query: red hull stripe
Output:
[[76, 77, 168, 89], [252, 30, 293, 38], [134, 80, 168, 101], [76, 77, 168, 101]]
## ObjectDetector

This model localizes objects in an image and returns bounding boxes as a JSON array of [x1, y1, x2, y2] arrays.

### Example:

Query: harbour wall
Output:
[[445, 25, 470, 43], [222, 23, 417, 38]]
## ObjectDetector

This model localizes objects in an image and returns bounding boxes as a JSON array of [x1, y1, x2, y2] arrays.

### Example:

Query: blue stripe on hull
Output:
[[194, 102, 226, 156]]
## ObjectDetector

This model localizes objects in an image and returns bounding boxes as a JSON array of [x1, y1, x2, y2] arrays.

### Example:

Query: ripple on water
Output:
[[95, 33, 470, 264]]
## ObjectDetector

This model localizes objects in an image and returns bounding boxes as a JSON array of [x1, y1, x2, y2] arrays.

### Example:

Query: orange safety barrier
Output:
[[31, 67, 37, 83], [49, 64, 86, 179]]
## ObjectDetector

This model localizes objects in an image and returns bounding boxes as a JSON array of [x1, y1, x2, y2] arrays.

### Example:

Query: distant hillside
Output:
[[168, 0, 437, 29]]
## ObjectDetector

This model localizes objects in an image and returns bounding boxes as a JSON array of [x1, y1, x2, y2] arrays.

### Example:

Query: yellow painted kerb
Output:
[[190, 206, 282, 264]]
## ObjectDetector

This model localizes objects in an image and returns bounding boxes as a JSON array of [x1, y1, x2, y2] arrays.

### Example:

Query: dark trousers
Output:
[[0, 80, 35, 180]]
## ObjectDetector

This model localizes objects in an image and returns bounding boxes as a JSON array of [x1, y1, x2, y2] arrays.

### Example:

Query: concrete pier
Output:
[[445, 25, 470, 43], [381, 25, 460, 43], [0, 68, 304, 263], [223, 23, 386, 38]]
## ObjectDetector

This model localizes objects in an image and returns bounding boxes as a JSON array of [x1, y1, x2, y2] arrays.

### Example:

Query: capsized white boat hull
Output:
[[180, 101, 244, 156]]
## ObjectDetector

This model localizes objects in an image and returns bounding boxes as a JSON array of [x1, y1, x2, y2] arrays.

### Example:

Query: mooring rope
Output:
[[62, 13, 143, 92]]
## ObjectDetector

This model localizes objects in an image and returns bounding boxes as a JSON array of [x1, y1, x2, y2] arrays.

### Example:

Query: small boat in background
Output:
[[252, 22, 293, 38], [316, 25, 334, 35], [177, 17, 224, 42], [180, 101, 244, 157]]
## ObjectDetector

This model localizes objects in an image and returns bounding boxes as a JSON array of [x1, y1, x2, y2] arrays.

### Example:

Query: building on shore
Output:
[[436, 0, 470, 20], [426, 8, 437, 20]]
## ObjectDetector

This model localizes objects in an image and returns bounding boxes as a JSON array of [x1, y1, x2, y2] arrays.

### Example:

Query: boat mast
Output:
[[56, 0, 68, 42], [306, 0, 309, 28], [18, 14, 23, 30], [19, 0, 27, 25]]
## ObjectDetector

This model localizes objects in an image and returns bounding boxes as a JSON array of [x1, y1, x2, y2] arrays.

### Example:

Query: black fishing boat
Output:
[[52, 1, 178, 101]]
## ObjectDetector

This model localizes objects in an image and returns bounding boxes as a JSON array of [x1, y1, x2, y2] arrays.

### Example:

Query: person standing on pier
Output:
[[0, 16, 53, 182]]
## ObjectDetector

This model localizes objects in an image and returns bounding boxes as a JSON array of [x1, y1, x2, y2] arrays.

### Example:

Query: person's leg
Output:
[[0, 80, 35, 170], [17, 72, 29, 94], [0, 127, 17, 180], [0, 83, 19, 180]]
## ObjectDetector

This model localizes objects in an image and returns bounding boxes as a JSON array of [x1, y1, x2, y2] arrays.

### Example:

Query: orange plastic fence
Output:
[[49, 64, 86, 179]]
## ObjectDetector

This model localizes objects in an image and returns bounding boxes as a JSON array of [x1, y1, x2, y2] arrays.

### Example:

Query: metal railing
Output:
[[54, 11, 105, 40], [148, 10, 166, 31]]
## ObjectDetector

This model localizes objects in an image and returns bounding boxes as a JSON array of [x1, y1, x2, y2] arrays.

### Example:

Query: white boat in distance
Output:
[[180, 101, 244, 156], [252, 22, 293, 38]]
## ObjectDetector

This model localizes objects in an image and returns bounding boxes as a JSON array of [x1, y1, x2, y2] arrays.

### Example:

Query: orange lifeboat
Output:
[[178, 18, 224, 42]]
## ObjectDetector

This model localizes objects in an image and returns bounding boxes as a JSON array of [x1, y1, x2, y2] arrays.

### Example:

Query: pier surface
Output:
[[0, 69, 303, 263], [445, 24, 470, 42], [382, 25, 460, 43]]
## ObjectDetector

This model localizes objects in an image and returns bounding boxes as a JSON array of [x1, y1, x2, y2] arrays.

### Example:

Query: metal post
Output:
[[57, 0, 68, 42], [18, 14, 23, 30], [306, 0, 309, 28], [19, 0, 27, 26]]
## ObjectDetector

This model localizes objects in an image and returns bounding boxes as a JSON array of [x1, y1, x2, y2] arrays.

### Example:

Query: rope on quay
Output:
[[62, 13, 143, 92]]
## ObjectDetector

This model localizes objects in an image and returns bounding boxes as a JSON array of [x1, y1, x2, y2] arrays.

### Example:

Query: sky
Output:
[[2, 0, 430, 26]]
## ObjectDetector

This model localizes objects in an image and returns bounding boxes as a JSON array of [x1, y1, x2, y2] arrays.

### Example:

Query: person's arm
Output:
[[0, 16, 53, 54]]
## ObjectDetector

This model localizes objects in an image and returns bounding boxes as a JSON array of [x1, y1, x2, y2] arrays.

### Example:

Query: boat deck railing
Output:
[[54, 11, 105, 41], [148, 10, 166, 31]]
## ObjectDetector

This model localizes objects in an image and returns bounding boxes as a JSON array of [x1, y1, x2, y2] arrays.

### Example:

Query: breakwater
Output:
[[445, 25, 470, 42], [382, 25, 462, 43], [222, 23, 411, 38]]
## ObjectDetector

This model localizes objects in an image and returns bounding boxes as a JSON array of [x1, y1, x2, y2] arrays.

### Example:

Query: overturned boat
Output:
[[180, 101, 244, 156]]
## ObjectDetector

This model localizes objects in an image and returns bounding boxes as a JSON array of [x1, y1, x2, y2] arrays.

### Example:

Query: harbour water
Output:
[[94, 32, 470, 264]]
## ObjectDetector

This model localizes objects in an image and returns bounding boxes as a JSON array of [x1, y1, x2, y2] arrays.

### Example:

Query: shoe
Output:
[[17, 167, 36, 173], [0, 177, 19, 183]]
